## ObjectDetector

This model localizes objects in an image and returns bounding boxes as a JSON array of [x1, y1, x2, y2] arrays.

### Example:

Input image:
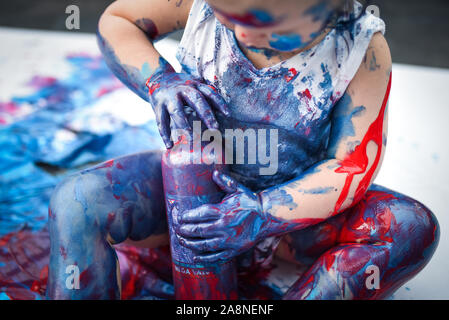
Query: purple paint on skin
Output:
[[135, 18, 159, 40], [146, 62, 230, 148]]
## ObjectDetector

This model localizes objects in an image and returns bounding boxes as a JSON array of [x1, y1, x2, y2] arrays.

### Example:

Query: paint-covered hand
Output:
[[176, 170, 270, 263], [146, 68, 229, 148]]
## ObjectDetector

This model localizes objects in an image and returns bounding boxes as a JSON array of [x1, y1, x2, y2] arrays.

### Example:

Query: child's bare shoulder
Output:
[[349, 32, 392, 95]]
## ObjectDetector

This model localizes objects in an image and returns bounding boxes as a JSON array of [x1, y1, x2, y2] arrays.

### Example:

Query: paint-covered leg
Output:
[[46, 150, 167, 299], [283, 185, 440, 300]]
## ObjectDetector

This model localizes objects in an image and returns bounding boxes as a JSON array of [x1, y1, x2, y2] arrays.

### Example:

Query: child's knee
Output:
[[49, 172, 128, 238], [366, 191, 440, 270], [395, 197, 440, 259]]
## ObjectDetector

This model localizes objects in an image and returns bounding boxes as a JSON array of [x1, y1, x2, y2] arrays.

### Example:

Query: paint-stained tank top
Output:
[[176, 0, 386, 192]]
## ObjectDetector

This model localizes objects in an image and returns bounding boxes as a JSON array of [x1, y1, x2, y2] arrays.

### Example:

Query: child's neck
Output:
[[239, 28, 331, 70]]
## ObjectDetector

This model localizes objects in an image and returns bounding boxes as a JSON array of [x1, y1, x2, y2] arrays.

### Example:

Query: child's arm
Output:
[[176, 33, 392, 263], [98, 0, 229, 148], [258, 33, 392, 228]]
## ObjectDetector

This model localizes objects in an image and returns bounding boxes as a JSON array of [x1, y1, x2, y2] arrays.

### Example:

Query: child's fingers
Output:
[[155, 105, 173, 149], [177, 236, 224, 253], [212, 170, 239, 193], [166, 96, 191, 132], [193, 251, 230, 264], [177, 222, 221, 239], [179, 205, 221, 223], [196, 83, 230, 116], [182, 90, 219, 130]]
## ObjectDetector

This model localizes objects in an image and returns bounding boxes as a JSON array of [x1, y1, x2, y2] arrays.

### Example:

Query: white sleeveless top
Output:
[[176, 0, 386, 191], [177, 0, 385, 102]]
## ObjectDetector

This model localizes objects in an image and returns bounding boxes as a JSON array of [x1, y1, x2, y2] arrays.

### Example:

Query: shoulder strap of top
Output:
[[181, 0, 214, 41]]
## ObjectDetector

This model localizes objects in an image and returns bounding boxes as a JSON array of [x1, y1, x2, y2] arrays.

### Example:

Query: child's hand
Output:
[[175, 170, 270, 263], [146, 68, 229, 148]]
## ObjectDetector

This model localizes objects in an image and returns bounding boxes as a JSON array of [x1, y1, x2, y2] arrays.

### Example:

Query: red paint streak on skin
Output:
[[30, 265, 48, 295], [303, 274, 315, 289], [145, 77, 160, 95], [305, 127, 311, 136], [376, 207, 394, 243], [0, 233, 14, 246], [106, 171, 113, 184], [121, 247, 142, 300], [96, 159, 114, 169], [336, 247, 371, 277], [107, 212, 115, 229], [241, 33, 247, 38], [324, 253, 336, 271], [291, 217, 325, 226], [284, 68, 298, 82], [116, 162, 124, 170], [79, 267, 93, 288], [338, 191, 398, 245], [333, 74, 392, 214], [60, 246, 67, 259], [302, 89, 312, 99]]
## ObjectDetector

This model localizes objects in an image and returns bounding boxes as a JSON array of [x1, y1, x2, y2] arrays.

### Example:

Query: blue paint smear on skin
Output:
[[140, 62, 153, 79], [97, 31, 150, 101], [299, 186, 334, 195], [246, 46, 279, 60], [304, 0, 334, 23], [249, 9, 275, 24], [269, 33, 304, 52], [327, 93, 366, 157]]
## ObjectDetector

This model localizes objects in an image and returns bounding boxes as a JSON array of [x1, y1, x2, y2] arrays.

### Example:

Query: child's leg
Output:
[[46, 150, 167, 299], [279, 185, 440, 300]]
